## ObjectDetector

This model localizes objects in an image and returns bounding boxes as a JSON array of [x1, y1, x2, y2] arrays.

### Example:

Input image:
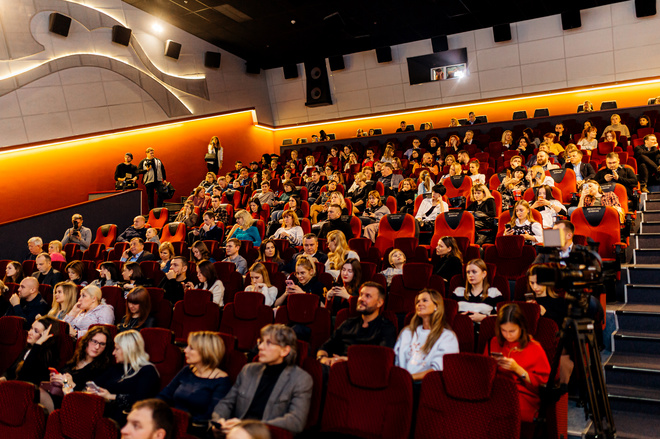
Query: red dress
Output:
[[486, 337, 550, 423]]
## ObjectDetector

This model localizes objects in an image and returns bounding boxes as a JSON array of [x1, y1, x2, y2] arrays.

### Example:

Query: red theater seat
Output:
[[0, 317, 28, 374], [571, 206, 626, 262], [91, 224, 117, 249], [216, 333, 248, 384], [0, 380, 47, 439], [148, 208, 170, 230], [274, 293, 331, 352], [44, 392, 118, 439], [388, 263, 445, 314], [161, 222, 187, 243], [219, 292, 274, 351], [546, 168, 577, 204], [374, 214, 417, 256], [171, 289, 221, 343], [140, 327, 184, 390], [484, 236, 537, 283], [443, 174, 473, 200]]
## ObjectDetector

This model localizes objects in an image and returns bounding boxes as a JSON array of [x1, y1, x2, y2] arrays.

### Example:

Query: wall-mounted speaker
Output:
[[432, 35, 449, 52], [49, 13, 71, 37], [561, 10, 581, 30], [246, 61, 260, 74], [635, 0, 657, 17], [328, 55, 345, 71], [164, 40, 181, 59], [304, 59, 333, 107], [204, 52, 221, 69], [376, 47, 392, 63], [493, 24, 511, 42], [112, 25, 132, 46], [283, 64, 299, 79]]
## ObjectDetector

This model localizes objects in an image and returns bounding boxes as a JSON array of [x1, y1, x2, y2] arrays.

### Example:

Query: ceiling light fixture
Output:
[[152, 23, 163, 34]]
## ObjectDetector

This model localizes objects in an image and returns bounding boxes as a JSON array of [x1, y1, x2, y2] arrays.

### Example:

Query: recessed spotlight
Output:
[[291, 19, 296, 24], [152, 23, 163, 33]]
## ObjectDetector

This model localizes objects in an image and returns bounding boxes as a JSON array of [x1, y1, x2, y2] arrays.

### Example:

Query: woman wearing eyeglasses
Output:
[[41, 326, 114, 412]]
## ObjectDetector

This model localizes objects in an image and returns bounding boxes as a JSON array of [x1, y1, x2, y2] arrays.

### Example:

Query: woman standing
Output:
[[64, 285, 115, 338], [117, 287, 155, 332], [205, 136, 223, 174], [48, 281, 78, 320], [395, 289, 459, 380], [452, 259, 503, 323], [485, 303, 550, 423], [503, 201, 544, 245]]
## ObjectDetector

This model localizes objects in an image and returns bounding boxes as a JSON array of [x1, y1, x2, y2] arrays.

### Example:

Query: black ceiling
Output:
[[122, 0, 627, 70]]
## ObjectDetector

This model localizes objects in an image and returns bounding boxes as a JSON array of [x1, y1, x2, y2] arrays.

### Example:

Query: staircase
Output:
[[602, 192, 660, 437]]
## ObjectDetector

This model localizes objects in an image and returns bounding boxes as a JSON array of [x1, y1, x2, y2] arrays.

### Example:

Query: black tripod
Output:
[[535, 289, 616, 439]]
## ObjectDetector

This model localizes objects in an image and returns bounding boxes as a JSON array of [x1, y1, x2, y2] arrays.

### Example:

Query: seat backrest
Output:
[[45, 392, 118, 439], [148, 208, 170, 230], [171, 289, 220, 343], [0, 380, 47, 438], [430, 210, 476, 249], [101, 286, 126, 323], [91, 224, 117, 247], [219, 292, 274, 351], [496, 209, 543, 237], [415, 353, 520, 439], [0, 316, 28, 375], [571, 206, 622, 260], [375, 214, 416, 255], [140, 328, 184, 390], [321, 345, 413, 439], [161, 222, 186, 243], [443, 174, 473, 198]]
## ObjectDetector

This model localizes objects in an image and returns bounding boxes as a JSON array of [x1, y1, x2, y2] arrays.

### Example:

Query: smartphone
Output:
[[86, 381, 101, 393], [48, 367, 59, 375], [524, 292, 535, 301], [285, 280, 294, 288], [490, 352, 504, 359], [505, 223, 512, 230]]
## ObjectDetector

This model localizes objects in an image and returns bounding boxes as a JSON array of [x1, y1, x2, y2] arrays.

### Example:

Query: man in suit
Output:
[[120, 238, 157, 263], [212, 324, 313, 434], [464, 111, 481, 125], [32, 253, 63, 287], [564, 148, 595, 184], [594, 152, 637, 200]]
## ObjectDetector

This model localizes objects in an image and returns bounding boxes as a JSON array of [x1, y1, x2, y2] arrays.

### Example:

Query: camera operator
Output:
[[61, 214, 92, 251], [533, 220, 579, 265]]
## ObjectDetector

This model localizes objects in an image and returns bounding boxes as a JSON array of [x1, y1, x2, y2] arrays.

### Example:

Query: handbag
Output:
[[204, 153, 217, 164], [159, 181, 176, 199], [448, 196, 466, 209]]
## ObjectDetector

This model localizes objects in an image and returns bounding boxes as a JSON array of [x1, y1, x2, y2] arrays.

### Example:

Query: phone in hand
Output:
[[490, 352, 504, 359], [505, 223, 512, 230], [524, 292, 535, 301], [48, 367, 59, 375], [285, 280, 295, 288], [86, 381, 101, 393]]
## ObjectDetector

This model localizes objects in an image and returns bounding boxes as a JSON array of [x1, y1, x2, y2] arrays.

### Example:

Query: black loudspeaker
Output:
[[49, 13, 71, 37], [376, 47, 392, 63], [493, 24, 511, 42], [432, 35, 449, 52], [111, 25, 132, 46], [246, 61, 260, 74], [164, 40, 181, 59], [304, 59, 333, 107], [204, 52, 221, 69], [328, 55, 345, 71], [636, 0, 657, 17], [561, 10, 581, 30], [283, 64, 299, 79]]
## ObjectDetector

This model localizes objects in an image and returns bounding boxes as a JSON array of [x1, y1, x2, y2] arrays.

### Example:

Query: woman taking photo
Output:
[[158, 331, 231, 434], [227, 209, 262, 246], [379, 249, 405, 286], [325, 230, 360, 280], [531, 185, 566, 228], [255, 239, 285, 271], [48, 281, 78, 320], [274, 256, 325, 307], [3, 260, 25, 284], [185, 260, 225, 306], [117, 287, 154, 332], [158, 242, 176, 273], [395, 289, 459, 380], [93, 330, 160, 424], [0, 315, 60, 385], [467, 183, 496, 245], [358, 190, 390, 227], [271, 210, 304, 246], [90, 261, 121, 287], [41, 326, 114, 412], [485, 303, 550, 423], [503, 200, 544, 245], [326, 258, 362, 313], [65, 260, 87, 286], [245, 262, 278, 307], [433, 236, 463, 283], [577, 179, 624, 223], [64, 285, 115, 338], [498, 166, 528, 211], [452, 259, 503, 323]]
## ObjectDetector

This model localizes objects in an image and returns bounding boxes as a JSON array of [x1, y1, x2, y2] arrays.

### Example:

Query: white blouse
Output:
[[395, 326, 459, 375]]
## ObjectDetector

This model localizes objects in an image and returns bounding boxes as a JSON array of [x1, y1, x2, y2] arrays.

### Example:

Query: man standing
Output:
[[595, 153, 638, 199], [316, 282, 397, 366], [32, 253, 63, 288], [634, 134, 660, 193], [158, 256, 188, 304], [120, 238, 157, 263], [212, 324, 312, 435], [318, 205, 353, 240], [117, 216, 148, 242], [115, 152, 138, 190], [61, 213, 92, 251], [25, 237, 44, 261], [5, 277, 49, 328], [222, 238, 248, 275], [138, 147, 167, 210], [121, 399, 174, 439]]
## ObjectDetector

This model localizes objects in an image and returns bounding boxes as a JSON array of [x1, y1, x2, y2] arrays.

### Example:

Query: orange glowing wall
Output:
[[0, 110, 275, 224], [267, 78, 660, 145]]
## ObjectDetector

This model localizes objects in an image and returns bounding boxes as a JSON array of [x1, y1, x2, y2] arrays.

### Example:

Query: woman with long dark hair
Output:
[[117, 287, 154, 332], [185, 260, 225, 306]]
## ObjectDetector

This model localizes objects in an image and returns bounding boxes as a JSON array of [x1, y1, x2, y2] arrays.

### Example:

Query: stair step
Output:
[[640, 221, 660, 234], [646, 192, 660, 200], [606, 362, 660, 389], [625, 284, 660, 306], [627, 267, 660, 285], [616, 306, 660, 331], [644, 200, 660, 211], [607, 384, 660, 415], [641, 211, 660, 222], [633, 249, 660, 265], [631, 233, 660, 250], [613, 330, 660, 354], [609, 410, 660, 439]]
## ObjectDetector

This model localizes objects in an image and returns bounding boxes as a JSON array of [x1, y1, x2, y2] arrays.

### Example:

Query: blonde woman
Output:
[[325, 230, 360, 280], [245, 262, 278, 306], [503, 200, 543, 245], [439, 162, 463, 183], [603, 113, 630, 138], [302, 155, 319, 175], [380, 145, 395, 163], [275, 255, 325, 306], [501, 130, 514, 149], [48, 240, 66, 262], [64, 285, 115, 338], [226, 209, 261, 246], [417, 170, 434, 195], [48, 281, 78, 320], [271, 210, 304, 246]]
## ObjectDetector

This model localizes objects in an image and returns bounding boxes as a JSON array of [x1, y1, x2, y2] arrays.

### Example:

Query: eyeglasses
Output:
[[257, 338, 281, 348], [89, 339, 107, 348]]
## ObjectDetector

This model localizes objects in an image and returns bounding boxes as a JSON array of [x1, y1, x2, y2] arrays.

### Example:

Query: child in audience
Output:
[[379, 249, 405, 285], [145, 228, 160, 245]]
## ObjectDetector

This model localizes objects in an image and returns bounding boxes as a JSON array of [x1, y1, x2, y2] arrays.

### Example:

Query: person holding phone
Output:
[[274, 256, 325, 307], [576, 179, 624, 223], [245, 263, 278, 307], [503, 200, 543, 245], [326, 258, 361, 314], [530, 185, 566, 228], [485, 303, 550, 423]]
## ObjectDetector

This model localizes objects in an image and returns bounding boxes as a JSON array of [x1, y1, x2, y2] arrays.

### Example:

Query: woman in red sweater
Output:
[[485, 303, 550, 423]]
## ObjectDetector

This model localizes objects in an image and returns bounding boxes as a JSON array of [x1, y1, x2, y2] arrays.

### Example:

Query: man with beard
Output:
[[315, 282, 397, 366]]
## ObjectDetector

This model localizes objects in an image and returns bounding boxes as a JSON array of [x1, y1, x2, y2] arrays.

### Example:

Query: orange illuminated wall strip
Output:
[[0, 110, 275, 223], [259, 77, 660, 146]]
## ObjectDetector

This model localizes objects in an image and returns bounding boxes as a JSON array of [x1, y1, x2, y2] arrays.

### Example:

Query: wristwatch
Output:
[[519, 371, 528, 381]]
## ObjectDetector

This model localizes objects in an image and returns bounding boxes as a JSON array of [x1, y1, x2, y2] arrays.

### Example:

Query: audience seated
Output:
[[4, 277, 49, 328], [117, 216, 148, 242], [47, 281, 78, 320], [222, 239, 248, 276], [33, 253, 64, 288], [245, 263, 278, 307], [64, 285, 115, 338], [25, 237, 44, 261], [61, 213, 92, 251], [451, 259, 503, 323], [118, 287, 155, 332]]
